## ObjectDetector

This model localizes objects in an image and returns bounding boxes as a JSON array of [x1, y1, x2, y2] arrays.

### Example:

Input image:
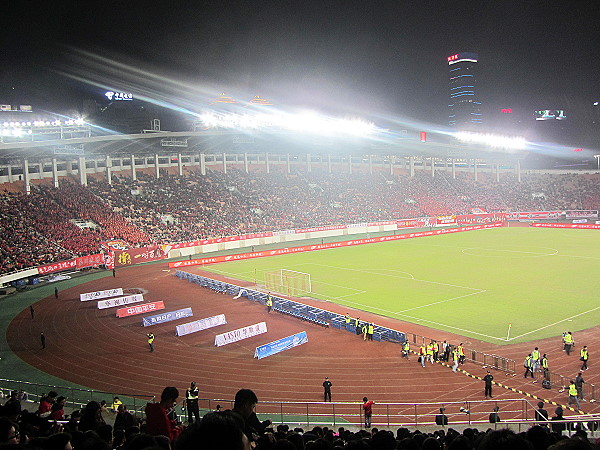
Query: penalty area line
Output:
[[506, 306, 600, 341]]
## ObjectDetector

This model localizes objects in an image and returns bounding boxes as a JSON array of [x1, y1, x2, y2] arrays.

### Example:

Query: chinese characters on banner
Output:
[[214, 322, 267, 347], [116, 301, 165, 318]]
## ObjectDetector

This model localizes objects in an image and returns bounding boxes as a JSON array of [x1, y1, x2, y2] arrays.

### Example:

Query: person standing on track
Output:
[[54, 287, 59, 299], [185, 381, 200, 424], [541, 354, 549, 380], [147, 333, 155, 352], [322, 377, 332, 402], [483, 371, 494, 398], [266, 293, 273, 313], [362, 397, 374, 428], [580, 345, 589, 370], [452, 347, 459, 372], [575, 372, 585, 402], [30, 305, 34, 319], [563, 332, 574, 355], [419, 344, 426, 368], [531, 347, 541, 373], [568, 380, 581, 409], [457, 343, 465, 365], [40, 332, 46, 349], [402, 340, 410, 360], [524, 354, 534, 378]]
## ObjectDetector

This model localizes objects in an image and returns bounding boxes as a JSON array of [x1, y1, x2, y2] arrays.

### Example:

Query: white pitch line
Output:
[[507, 306, 600, 341], [394, 290, 487, 313], [391, 313, 506, 341], [461, 247, 559, 257]]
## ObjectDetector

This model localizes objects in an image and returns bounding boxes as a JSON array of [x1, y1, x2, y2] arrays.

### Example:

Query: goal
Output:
[[264, 269, 312, 297]]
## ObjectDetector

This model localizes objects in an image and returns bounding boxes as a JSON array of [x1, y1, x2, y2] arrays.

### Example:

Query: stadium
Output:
[[1, 91, 599, 444]]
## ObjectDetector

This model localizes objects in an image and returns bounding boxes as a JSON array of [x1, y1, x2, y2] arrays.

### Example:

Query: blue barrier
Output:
[[254, 331, 309, 359], [175, 270, 406, 343]]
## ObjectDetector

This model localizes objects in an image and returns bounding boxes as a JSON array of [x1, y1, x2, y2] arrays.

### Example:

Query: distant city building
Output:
[[447, 52, 482, 129]]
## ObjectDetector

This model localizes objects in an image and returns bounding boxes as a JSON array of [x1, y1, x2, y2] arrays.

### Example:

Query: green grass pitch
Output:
[[199, 227, 600, 344]]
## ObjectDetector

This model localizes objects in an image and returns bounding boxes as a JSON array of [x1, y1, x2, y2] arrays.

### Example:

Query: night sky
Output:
[[3, 1, 599, 128]]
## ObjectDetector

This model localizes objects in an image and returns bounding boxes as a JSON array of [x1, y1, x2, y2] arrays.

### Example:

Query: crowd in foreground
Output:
[[2, 386, 600, 450], [1, 169, 599, 274]]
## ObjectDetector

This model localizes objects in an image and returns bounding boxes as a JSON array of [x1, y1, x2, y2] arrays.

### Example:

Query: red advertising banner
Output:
[[38, 254, 104, 275], [114, 246, 167, 267], [116, 301, 166, 318], [505, 211, 561, 220], [532, 223, 600, 230], [169, 223, 503, 269], [396, 218, 428, 229]]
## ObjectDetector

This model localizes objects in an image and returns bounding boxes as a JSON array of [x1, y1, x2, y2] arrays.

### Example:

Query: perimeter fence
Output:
[[2, 379, 599, 435]]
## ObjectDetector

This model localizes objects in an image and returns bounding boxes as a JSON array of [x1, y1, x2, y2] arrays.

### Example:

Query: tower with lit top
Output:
[[447, 52, 482, 129]]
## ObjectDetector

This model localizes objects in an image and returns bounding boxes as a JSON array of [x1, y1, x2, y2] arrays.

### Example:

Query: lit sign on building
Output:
[[447, 54, 459, 62], [501, 108, 513, 114], [105, 91, 133, 101]]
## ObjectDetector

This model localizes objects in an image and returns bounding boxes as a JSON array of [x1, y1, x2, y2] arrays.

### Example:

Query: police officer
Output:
[[564, 332, 574, 355], [185, 382, 200, 424]]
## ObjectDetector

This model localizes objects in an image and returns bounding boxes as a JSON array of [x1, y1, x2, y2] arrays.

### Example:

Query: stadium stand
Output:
[[1, 168, 600, 274]]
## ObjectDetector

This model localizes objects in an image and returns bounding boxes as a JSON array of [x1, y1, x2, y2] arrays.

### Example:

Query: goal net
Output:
[[265, 269, 312, 296]]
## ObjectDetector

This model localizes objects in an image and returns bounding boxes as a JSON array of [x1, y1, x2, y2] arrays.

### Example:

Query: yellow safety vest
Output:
[[564, 334, 573, 344], [569, 384, 578, 396], [580, 349, 588, 360]]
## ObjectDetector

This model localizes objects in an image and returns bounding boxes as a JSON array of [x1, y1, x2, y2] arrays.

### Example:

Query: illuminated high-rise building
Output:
[[447, 52, 482, 129]]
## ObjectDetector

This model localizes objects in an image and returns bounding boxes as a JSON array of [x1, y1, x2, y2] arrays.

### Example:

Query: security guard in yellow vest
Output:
[[580, 346, 589, 371], [402, 341, 410, 360], [568, 380, 580, 409], [367, 323, 374, 341], [266, 293, 273, 312], [185, 381, 200, 424], [564, 332, 574, 355], [147, 333, 155, 352], [541, 354, 549, 379], [111, 397, 123, 413]]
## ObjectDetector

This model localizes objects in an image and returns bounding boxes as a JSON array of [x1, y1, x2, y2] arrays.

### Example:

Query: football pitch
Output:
[[199, 227, 600, 344]]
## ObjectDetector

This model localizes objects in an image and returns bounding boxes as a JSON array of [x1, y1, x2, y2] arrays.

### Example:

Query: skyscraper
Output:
[[448, 52, 482, 129]]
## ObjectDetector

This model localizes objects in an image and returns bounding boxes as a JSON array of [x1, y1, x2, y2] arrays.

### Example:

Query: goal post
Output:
[[264, 269, 312, 296]]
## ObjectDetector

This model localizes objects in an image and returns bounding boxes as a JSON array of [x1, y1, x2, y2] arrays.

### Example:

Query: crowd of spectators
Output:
[[2, 386, 599, 450], [1, 168, 599, 274]]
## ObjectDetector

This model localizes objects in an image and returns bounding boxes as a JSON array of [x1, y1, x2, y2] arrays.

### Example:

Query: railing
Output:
[[0, 378, 154, 418], [3, 378, 599, 435], [406, 333, 517, 373]]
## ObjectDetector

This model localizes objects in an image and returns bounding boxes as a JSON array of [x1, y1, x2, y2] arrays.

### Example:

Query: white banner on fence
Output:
[[176, 314, 227, 336], [97, 294, 144, 310], [81, 288, 123, 301], [214, 322, 267, 347]]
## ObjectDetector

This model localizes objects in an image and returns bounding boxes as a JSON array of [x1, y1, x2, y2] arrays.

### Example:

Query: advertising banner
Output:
[[565, 210, 598, 219], [435, 215, 457, 226], [38, 254, 104, 275], [116, 301, 165, 318], [214, 322, 267, 347], [175, 314, 227, 336], [396, 218, 428, 229], [114, 246, 167, 267], [254, 331, 309, 359], [142, 307, 193, 327], [80, 288, 123, 302], [505, 211, 561, 220], [532, 223, 600, 230], [97, 294, 144, 310], [170, 223, 502, 268]]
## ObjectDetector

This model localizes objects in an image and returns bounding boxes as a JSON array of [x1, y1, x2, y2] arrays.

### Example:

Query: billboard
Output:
[[534, 110, 566, 121]]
